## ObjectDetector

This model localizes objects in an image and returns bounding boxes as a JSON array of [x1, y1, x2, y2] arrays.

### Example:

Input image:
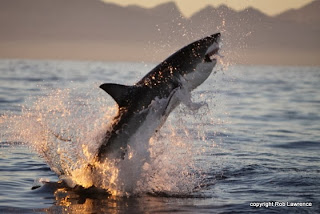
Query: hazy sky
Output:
[[102, 0, 314, 17]]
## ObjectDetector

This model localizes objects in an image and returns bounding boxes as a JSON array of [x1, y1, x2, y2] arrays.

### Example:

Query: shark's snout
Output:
[[204, 33, 221, 63]]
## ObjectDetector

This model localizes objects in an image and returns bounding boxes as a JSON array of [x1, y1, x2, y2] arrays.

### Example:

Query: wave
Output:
[[268, 141, 320, 150]]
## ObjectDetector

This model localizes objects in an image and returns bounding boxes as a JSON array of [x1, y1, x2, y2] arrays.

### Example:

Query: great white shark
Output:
[[95, 33, 221, 162]]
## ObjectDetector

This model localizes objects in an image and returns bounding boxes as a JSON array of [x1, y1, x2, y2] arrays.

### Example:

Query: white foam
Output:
[[1, 85, 210, 196]]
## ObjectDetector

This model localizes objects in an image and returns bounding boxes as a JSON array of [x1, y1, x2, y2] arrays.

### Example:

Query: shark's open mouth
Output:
[[204, 42, 220, 63]]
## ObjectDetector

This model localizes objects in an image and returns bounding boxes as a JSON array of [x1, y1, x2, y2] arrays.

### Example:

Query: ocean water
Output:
[[0, 59, 319, 213]]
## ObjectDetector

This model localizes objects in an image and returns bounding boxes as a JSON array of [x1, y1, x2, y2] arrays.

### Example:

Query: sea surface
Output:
[[0, 59, 319, 213]]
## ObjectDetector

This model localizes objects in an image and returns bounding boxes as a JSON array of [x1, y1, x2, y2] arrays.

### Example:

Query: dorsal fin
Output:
[[100, 83, 132, 107]]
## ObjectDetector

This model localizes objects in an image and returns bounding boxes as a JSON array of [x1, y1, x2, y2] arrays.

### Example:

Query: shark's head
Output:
[[190, 32, 221, 64], [176, 33, 221, 90], [137, 33, 221, 91]]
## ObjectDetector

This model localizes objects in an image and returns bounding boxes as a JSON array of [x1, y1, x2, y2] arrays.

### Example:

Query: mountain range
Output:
[[0, 0, 319, 65]]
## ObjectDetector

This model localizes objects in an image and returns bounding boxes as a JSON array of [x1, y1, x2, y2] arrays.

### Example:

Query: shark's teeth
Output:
[[204, 42, 220, 62], [205, 42, 219, 56]]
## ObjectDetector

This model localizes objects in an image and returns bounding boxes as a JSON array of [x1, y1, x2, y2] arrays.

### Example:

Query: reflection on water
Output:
[[39, 183, 199, 213]]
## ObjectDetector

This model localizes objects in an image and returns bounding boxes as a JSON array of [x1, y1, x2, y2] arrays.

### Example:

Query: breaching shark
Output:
[[96, 33, 221, 162]]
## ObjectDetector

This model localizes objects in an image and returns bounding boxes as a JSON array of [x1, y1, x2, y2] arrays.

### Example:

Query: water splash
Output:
[[1, 84, 214, 196]]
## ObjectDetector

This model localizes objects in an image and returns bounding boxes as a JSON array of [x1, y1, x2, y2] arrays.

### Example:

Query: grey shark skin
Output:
[[97, 33, 221, 162]]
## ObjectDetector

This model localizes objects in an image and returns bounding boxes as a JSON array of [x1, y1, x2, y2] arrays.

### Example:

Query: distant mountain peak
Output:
[[151, 1, 181, 13], [193, 5, 216, 14], [149, 1, 184, 19], [276, 0, 320, 24], [240, 6, 269, 18], [217, 4, 230, 10], [153, 1, 177, 9], [242, 7, 263, 13]]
